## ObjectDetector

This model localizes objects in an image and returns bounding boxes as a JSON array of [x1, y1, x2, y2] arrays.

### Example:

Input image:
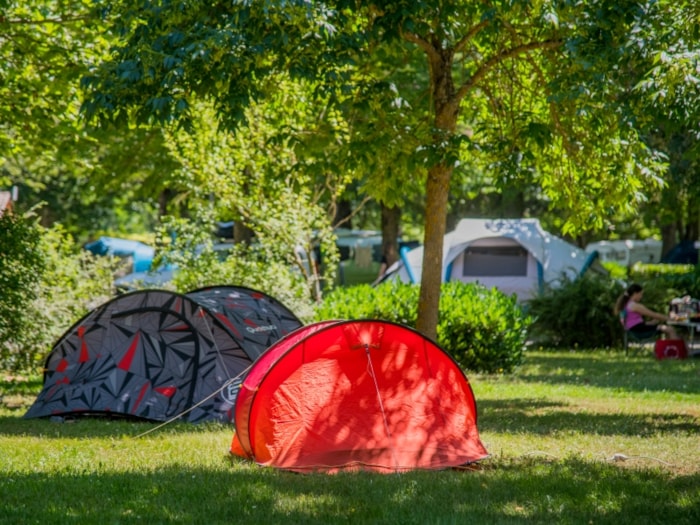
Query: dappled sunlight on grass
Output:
[[479, 398, 698, 436], [1, 350, 699, 523], [470, 351, 700, 477], [2, 461, 698, 524]]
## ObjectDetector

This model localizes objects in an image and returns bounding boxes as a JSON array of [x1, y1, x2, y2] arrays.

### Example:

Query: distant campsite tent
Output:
[[385, 218, 601, 300], [230, 320, 488, 473], [84, 236, 156, 273], [25, 287, 302, 423], [661, 240, 699, 265]]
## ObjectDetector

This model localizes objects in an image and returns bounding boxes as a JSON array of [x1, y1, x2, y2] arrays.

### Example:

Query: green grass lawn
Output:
[[1, 350, 698, 524]]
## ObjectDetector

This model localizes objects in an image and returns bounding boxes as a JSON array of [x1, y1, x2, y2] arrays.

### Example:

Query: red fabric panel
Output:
[[130, 382, 150, 414], [233, 320, 488, 473], [79, 328, 89, 362], [79, 339, 89, 363], [215, 312, 241, 338], [233, 320, 340, 458], [154, 386, 177, 398], [56, 359, 68, 373], [117, 332, 140, 371], [230, 432, 249, 458]]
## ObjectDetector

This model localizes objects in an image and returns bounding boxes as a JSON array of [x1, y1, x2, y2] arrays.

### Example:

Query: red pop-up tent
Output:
[[230, 320, 488, 473]]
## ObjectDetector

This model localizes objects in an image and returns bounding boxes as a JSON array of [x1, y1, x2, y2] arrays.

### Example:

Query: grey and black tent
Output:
[[185, 285, 302, 361], [24, 287, 302, 423]]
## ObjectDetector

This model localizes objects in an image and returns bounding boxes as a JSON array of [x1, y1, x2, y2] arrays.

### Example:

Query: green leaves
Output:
[[316, 280, 530, 373], [1, 1, 107, 153], [20, 0, 698, 340], [0, 215, 117, 372], [82, 0, 343, 129]]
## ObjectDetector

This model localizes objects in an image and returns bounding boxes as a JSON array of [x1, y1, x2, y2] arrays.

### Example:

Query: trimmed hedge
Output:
[[314, 280, 530, 374]]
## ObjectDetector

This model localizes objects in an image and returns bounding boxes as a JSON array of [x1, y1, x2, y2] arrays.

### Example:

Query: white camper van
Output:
[[585, 239, 662, 266]]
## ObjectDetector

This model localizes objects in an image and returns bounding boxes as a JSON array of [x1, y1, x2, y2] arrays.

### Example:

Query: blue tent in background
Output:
[[84, 237, 155, 272], [661, 240, 698, 265]]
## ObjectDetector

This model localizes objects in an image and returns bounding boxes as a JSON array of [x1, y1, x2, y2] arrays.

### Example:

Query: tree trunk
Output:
[[234, 172, 255, 246], [380, 203, 401, 267], [660, 223, 676, 258], [158, 189, 174, 217], [416, 164, 453, 339], [686, 211, 699, 242], [234, 222, 255, 246], [415, 47, 460, 340], [333, 197, 353, 230]]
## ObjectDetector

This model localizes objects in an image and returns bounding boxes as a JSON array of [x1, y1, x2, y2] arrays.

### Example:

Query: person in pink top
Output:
[[614, 283, 677, 339]]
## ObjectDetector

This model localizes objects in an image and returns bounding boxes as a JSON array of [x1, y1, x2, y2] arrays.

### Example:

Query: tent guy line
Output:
[[363, 341, 401, 468], [131, 368, 250, 440]]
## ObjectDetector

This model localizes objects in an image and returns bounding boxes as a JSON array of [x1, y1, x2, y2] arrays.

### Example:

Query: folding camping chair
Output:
[[619, 310, 658, 356]]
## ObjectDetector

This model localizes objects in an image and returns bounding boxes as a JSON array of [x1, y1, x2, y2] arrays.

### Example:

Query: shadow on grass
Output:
[[514, 351, 700, 394], [5, 399, 694, 443], [1, 459, 698, 525], [0, 415, 232, 438], [477, 398, 698, 436]]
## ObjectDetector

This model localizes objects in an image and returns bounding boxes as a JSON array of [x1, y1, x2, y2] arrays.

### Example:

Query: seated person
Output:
[[614, 283, 678, 339]]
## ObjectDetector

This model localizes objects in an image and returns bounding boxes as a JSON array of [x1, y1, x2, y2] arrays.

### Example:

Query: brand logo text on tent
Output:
[[246, 325, 277, 333]]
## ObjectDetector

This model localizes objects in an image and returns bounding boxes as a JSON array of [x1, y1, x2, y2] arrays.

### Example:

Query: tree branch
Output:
[[403, 18, 492, 65], [523, 53, 578, 158], [456, 39, 562, 101], [454, 19, 490, 54], [402, 30, 442, 64]]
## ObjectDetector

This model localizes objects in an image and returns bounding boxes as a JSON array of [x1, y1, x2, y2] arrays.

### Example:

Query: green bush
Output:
[[631, 264, 700, 303], [601, 261, 629, 280], [436, 282, 529, 374], [0, 212, 45, 370], [313, 280, 419, 326], [630, 262, 694, 279], [314, 280, 529, 374], [135, 219, 319, 323], [526, 273, 626, 348], [173, 243, 317, 323], [612, 262, 700, 312], [603, 262, 699, 305], [0, 217, 116, 373], [525, 263, 700, 350]]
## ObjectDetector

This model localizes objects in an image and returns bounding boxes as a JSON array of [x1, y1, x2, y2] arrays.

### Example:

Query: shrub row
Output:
[[0, 213, 116, 372], [7, 210, 695, 374], [315, 262, 700, 358], [526, 262, 700, 349], [314, 280, 530, 374]]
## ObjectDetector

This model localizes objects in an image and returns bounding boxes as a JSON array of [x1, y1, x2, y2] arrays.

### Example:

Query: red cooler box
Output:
[[654, 339, 687, 360]]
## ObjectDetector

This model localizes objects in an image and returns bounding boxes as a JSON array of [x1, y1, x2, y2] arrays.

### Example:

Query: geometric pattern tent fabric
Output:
[[185, 285, 303, 361], [230, 320, 489, 473], [24, 288, 299, 423]]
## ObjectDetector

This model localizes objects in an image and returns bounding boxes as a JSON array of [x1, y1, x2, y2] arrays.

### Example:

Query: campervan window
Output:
[[462, 246, 528, 276]]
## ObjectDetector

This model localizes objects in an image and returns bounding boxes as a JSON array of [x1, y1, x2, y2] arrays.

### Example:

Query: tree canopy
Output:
[[68, 1, 700, 336]]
